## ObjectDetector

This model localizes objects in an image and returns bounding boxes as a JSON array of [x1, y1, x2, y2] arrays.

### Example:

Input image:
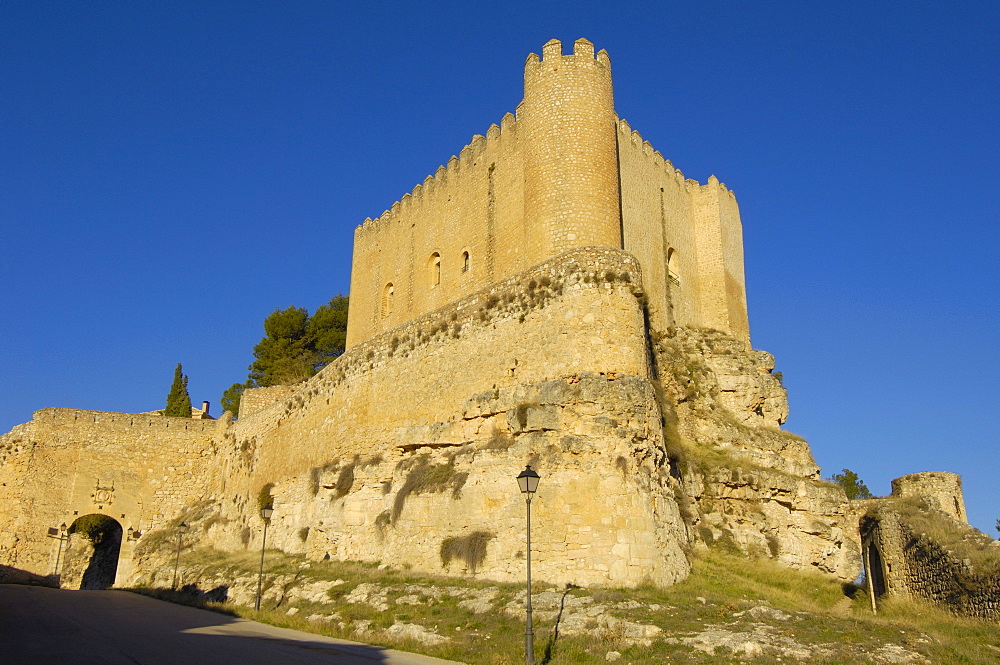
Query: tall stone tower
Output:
[[521, 38, 622, 256], [346, 39, 750, 348]]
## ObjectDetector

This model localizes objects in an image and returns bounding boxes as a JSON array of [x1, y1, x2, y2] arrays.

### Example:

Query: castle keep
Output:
[[348, 38, 748, 347], [1, 40, 992, 619]]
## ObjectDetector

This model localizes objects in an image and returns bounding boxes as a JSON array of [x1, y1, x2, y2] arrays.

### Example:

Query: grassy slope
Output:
[[128, 546, 998, 664]]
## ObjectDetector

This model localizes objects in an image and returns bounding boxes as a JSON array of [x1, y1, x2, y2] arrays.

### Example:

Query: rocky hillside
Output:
[[129, 545, 997, 664], [651, 327, 860, 579]]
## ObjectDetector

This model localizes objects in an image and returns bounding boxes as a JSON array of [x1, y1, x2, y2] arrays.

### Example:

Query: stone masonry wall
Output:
[[616, 121, 749, 342], [239, 385, 295, 419], [347, 39, 748, 348], [0, 410, 224, 584], [204, 248, 688, 587], [861, 505, 1000, 620], [891, 472, 968, 523]]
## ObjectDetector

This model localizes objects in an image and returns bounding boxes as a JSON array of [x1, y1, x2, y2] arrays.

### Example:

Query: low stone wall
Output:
[[239, 385, 295, 419], [861, 503, 1000, 620]]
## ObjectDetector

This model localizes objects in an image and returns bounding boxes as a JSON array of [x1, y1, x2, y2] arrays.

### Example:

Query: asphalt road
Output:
[[0, 584, 465, 665]]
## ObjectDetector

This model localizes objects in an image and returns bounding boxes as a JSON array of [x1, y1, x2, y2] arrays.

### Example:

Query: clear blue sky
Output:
[[3, 2, 997, 535]]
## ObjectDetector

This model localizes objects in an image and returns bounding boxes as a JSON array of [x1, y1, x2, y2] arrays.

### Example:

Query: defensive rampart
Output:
[[208, 248, 696, 587], [347, 38, 748, 348], [0, 409, 224, 584], [861, 501, 1000, 620]]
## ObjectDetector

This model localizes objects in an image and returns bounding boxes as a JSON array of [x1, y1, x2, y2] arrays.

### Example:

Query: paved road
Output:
[[0, 584, 465, 665]]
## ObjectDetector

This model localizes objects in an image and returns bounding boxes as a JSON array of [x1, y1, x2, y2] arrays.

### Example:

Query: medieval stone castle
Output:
[[1, 39, 995, 620]]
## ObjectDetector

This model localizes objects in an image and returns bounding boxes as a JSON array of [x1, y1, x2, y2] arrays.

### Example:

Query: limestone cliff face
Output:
[[652, 328, 861, 581], [248, 373, 691, 588]]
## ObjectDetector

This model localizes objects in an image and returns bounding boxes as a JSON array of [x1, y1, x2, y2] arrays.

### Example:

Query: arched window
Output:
[[382, 283, 394, 317], [666, 248, 680, 286], [462, 250, 470, 273], [429, 252, 441, 287]]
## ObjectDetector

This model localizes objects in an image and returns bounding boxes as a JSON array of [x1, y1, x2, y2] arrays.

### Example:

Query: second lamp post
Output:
[[255, 505, 273, 611], [517, 465, 540, 665], [172, 522, 189, 590]]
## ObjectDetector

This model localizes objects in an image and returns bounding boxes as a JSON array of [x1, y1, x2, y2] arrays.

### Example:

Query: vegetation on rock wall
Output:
[[334, 461, 356, 499], [257, 483, 275, 516], [391, 456, 468, 522], [440, 531, 494, 572]]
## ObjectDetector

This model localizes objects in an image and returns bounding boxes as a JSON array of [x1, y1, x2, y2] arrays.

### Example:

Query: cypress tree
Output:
[[164, 363, 192, 417]]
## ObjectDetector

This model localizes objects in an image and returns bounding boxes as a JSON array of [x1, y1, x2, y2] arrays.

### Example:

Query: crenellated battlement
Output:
[[356, 110, 521, 237], [525, 38, 610, 67], [348, 39, 750, 347]]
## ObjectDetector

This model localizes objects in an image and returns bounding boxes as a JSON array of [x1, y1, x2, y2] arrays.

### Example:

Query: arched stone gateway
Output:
[[0, 407, 223, 587], [63, 514, 123, 590]]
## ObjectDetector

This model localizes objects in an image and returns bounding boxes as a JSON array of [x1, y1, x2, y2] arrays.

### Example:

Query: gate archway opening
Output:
[[68, 514, 123, 590], [867, 541, 887, 598]]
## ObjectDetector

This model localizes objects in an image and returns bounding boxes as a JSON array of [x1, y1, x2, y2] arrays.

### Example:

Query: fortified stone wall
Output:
[[347, 111, 526, 347], [239, 385, 295, 419], [226, 247, 648, 488], [0, 409, 224, 584], [126, 246, 858, 589], [347, 39, 749, 348], [202, 248, 694, 587], [861, 503, 1000, 621], [616, 122, 748, 340]]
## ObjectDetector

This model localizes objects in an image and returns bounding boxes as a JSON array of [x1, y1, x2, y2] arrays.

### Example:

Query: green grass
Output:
[[127, 546, 999, 664]]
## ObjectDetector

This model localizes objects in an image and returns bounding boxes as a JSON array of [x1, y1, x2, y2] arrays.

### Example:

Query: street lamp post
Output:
[[172, 522, 189, 591], [52, 523, 68, 581], [517, 465, 540, 665], [255, 505, 273, 611]]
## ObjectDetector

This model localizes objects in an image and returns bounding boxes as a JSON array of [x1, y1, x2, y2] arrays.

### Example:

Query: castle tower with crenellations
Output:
[[346, 38, 749, 347], [521, 39, 621, 257]]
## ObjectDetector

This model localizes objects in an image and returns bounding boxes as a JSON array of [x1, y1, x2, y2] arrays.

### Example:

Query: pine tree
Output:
[[164, 363, 192, 417], [246, 296, 349, 388], [830, 469, 874, 500], [220, 380, 251, 417]]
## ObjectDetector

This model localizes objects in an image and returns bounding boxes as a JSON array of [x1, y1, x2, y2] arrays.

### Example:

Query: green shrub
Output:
[[70, 514, 118, 544]]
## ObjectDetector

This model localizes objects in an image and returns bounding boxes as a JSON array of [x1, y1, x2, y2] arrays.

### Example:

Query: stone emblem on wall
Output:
[[92, 480, 115, 508]]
